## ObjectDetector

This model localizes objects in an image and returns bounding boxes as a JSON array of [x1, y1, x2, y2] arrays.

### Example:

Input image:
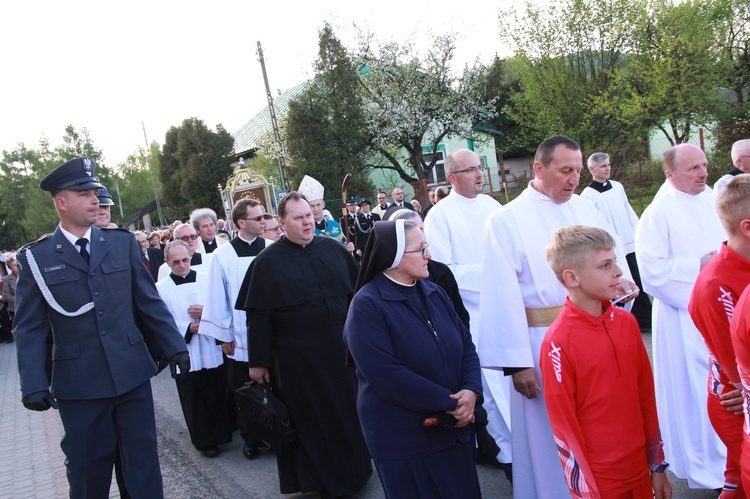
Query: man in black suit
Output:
[[422, 187, 437, 218], [14, 157, 189, 498], [135, 230, 164, 282], [390, 186, 414, 210]]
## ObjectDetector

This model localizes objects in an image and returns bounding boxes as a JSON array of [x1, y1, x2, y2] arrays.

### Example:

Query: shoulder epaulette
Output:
[[100, 226, 132, 234], [18, 233, 53, 252]]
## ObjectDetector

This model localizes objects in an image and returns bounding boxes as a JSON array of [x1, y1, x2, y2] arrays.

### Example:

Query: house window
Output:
[[424, 150, 446, 183]]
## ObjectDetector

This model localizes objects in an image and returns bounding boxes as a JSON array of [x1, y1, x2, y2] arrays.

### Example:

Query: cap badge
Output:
[[83, 158, 93, 176]]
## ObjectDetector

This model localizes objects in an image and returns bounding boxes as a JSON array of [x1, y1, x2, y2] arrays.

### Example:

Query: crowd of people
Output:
[[9, 135, 750, 498]]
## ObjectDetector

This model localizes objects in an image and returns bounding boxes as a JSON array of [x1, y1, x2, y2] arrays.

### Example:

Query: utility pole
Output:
[[257, 41, 288, 191], [142, 122, 165, 226]]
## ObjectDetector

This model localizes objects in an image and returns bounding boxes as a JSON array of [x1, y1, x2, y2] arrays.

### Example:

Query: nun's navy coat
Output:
[[344, 272, 483, 497]]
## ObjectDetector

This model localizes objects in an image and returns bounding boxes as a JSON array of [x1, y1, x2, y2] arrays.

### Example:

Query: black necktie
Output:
[[76, 238, 90, 264]]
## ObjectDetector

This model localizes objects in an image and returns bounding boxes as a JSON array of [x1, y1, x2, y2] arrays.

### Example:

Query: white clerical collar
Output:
[[59, 225, 92, 248], [238, 234, 257, 245]]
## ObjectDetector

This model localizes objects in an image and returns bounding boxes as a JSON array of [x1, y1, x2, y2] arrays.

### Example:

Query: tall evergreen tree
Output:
[[158, 118, 234, 216], [285, 24, 373, 199]]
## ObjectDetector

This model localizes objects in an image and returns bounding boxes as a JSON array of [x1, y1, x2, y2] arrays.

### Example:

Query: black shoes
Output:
[[201, 446, 220, 458], [243, 443, 259, 460], [494, 461, 513, 484]]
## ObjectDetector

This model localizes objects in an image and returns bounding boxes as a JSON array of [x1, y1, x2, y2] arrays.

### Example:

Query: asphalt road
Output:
[[151, 331, 720, 498]]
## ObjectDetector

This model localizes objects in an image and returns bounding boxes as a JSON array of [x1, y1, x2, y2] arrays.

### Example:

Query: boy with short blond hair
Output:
[[541, 225, 671, 499]]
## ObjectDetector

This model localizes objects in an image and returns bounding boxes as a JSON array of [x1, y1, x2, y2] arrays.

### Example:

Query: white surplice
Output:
[[580, 180, 639, 254], [196, 236, 228, 254], [424, 190, 512, 461], [157, 252, 213, 281], [479, 184, 631, 499], [635, 183, 726, 488], [156, 272, 223, 373], [197, 238, 269, 363]]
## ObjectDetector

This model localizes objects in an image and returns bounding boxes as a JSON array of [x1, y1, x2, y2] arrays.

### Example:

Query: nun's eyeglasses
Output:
[[404, 242, 429, 257]]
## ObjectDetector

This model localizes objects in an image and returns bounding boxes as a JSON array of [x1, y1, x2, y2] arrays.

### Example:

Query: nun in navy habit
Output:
[[343, 220, 483, 498]]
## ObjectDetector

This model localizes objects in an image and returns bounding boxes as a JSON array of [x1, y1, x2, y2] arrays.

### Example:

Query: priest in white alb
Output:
[[635, 143, 727, 490], [156, 240, 231, 458], [479, 136, 637, 499], [423, 149, 512, 470], [198, 198, 271, 460], [157, 223, 213, 280]]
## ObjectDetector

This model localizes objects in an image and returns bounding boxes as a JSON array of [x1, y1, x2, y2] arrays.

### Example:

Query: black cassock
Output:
[[236, 236, 372, 496]]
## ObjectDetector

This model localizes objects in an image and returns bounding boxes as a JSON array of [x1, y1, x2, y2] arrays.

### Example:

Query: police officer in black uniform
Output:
[[340, 196, 359, 261], [353, 198, 380, 259]]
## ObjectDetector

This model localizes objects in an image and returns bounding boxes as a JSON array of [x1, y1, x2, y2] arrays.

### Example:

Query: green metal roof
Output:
[[232, 81, 310, 156]]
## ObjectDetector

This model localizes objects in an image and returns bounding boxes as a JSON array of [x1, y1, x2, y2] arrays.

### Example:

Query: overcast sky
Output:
[[1, 0, 512, 168]]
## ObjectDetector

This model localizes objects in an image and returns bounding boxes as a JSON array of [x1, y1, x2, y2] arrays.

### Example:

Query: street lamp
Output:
[[217, 184, 230, 230]]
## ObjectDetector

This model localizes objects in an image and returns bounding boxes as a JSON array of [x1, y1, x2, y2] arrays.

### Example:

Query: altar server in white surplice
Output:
[[580, 152, 652, 328], [423, 149, 512, 470], [198, 198, 271, 459], [635, 143, 727, 490], [479, 136, 637, 499], [157, 240, 231, 457], [157, 223, 213, 281]]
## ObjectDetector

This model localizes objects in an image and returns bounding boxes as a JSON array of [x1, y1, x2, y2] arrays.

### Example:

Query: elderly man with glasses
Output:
[[157, 223, 213, 280]]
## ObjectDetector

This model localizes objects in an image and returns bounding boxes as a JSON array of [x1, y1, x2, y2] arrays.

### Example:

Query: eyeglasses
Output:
[[240, 216, 265, 222], [403, 242, 429, 257], [452, 165, 486, 174], [177, 234, 199, 242], [265, 226, 283, 233]]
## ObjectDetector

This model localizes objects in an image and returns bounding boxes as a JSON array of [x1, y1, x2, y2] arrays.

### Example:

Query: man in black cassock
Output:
[[236, 192, 372, 497]]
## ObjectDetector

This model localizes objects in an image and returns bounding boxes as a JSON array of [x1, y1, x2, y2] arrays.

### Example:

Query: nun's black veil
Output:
[[354, 220, 400, 292]]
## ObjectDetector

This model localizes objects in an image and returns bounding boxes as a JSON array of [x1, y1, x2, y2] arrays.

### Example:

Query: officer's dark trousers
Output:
[[57, 381, 162, 499]]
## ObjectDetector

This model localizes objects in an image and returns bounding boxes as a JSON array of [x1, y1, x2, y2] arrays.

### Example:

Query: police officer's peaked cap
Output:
[[40, 157, 103, 196], [97, 187, 115, 206], [359, 198, 372, 207], [346, 196, 357, 205]]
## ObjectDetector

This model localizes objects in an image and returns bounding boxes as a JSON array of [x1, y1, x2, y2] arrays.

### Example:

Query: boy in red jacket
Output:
[[541, 225, 671, 498], [689, 174, 750, 498], [724, 174, 750, 494]]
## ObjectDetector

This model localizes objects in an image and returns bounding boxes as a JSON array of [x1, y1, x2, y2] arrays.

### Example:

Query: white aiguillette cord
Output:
[[24, 248, 95, 317]]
